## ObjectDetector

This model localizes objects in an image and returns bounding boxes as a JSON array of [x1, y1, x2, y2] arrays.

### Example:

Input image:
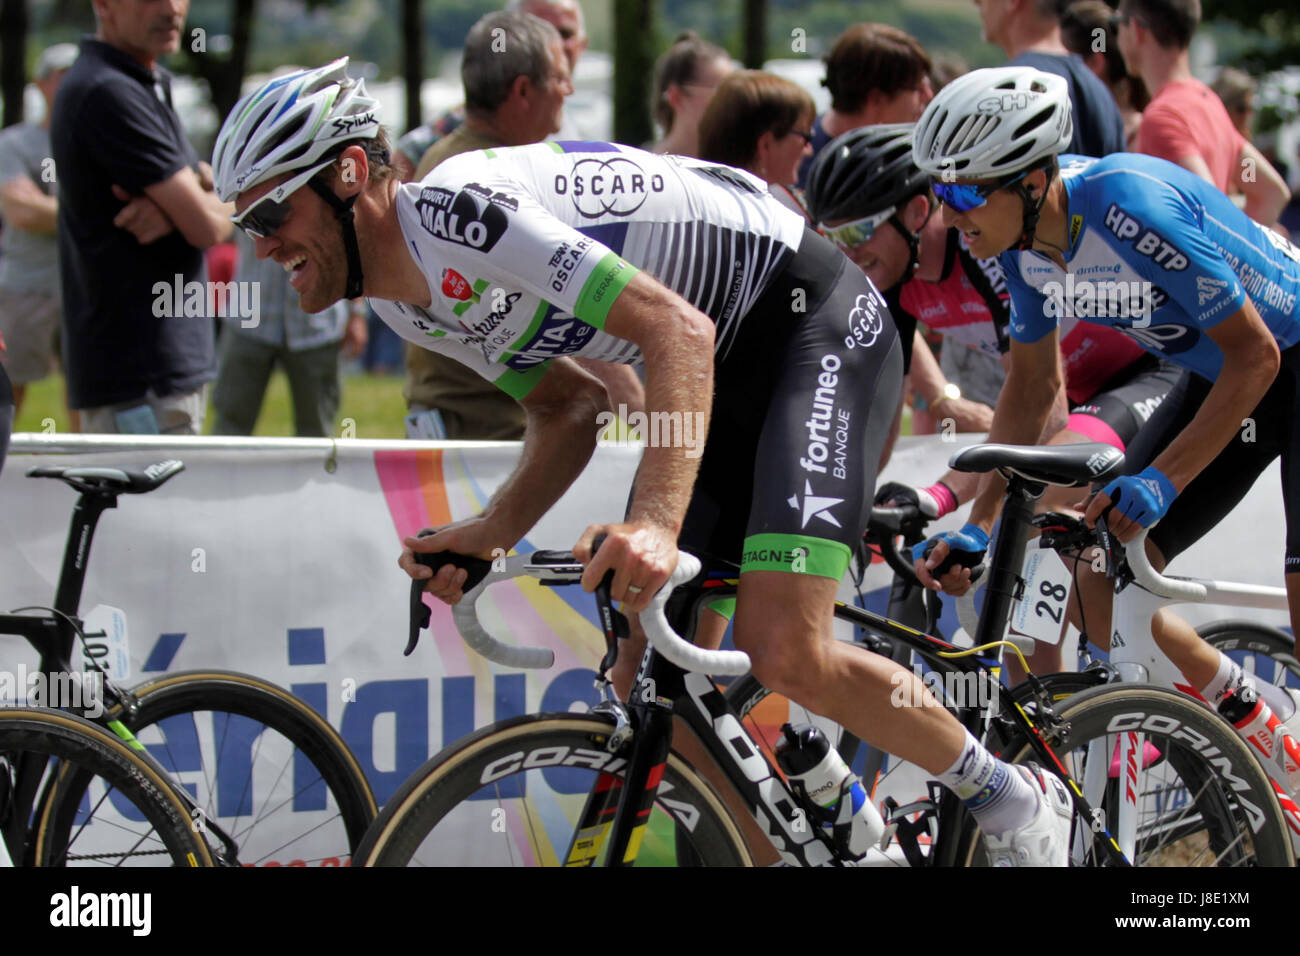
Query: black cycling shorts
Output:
[[1120, 343, 1300, 573], [1067, 355, 1182, 450], [669, 227, 903, 581]]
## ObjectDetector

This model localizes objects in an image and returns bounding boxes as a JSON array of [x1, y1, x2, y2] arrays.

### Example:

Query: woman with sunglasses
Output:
[[909, 68, 1300, 766], [696, 71, 816, 220]]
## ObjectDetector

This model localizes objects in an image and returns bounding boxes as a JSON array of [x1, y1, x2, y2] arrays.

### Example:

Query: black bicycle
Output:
[[1, 460, 376, 866], [356, 443, 1292, 866]]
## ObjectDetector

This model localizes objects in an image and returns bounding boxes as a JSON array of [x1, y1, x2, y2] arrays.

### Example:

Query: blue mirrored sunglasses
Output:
[[231, 157, 335, 239], [931, 169, 1030, 213]]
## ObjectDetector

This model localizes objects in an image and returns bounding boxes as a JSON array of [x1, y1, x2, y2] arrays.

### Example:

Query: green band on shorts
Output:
[[704, 596, 737, 622], [740, 533, 851, 580]]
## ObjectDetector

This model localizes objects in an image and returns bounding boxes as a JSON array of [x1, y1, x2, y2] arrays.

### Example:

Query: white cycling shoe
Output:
[[985, 764, 1073, 867]]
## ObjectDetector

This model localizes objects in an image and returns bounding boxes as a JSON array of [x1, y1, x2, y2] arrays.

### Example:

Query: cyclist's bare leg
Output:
[[732, 570, 967, 774]]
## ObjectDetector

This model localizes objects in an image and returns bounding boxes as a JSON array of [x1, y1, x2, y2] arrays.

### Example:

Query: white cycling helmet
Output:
[[213, 58, 381, 201], [912, 67, 1072, 179]]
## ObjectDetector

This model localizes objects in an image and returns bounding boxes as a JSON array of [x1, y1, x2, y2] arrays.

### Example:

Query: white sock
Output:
[[1199, 652, 1294, 719], [936, 730, 1037, 837]]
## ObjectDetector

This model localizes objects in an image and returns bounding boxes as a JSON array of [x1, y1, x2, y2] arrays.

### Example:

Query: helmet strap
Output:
[[1011, 161, 1054, 253], [307, 177, 365, 299], [886, 199, 933, 287]]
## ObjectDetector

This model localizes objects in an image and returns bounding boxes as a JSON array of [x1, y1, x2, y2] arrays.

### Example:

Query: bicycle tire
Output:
[[354, 712, 753, 866], [965, 683, 1295, 867], [39, 670, 376, 867], [1, 707, 213, 867], [1199, 620, 1300, 691]]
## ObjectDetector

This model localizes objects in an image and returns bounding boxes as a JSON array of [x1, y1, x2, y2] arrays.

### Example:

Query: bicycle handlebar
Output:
[[453, 554, 557, 669], [408, 546, 752, 675], [639, 552, 751, 676], [1123, 529, 1208, 602]]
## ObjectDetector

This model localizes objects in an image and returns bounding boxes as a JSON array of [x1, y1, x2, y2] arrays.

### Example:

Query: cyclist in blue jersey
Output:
[[909, 67, 1300, 761], [209, 60, 1080, 865]]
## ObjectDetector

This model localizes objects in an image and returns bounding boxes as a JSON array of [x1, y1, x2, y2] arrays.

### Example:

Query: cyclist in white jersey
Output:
[[909, 67, 1300, 775], [212, 60, 1078, 864]]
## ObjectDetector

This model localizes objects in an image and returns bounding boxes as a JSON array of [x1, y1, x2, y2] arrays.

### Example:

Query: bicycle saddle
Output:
[[27, 459, 185, 495], [948, 443, 1125, 487]]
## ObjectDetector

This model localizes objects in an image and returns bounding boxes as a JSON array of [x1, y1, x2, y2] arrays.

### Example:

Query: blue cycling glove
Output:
[[1101, 466, 1178, 528], [912, 522, 990, 569]]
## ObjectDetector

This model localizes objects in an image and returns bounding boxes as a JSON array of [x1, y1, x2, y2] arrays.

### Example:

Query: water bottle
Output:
[[1219, 686, 1300, 790], [775, 722, 885, 859]]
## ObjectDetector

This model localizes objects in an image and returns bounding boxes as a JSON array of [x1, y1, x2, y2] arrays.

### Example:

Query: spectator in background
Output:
[[974, 0, 1125, 156], [53, 0, 233, 435], [404, 12, 569, 441], [0, 341, 12, 475], [696, 70, 815, 218], [0, 43, 78, 426], [1060, 0, 1149, 148], [795, 23, 933, 188], [394, 0, 590, 179], [1117, 0, 1290, 224], [1212, 67, 1257, 140], [930, 52, 969, 91], [649, 31, 735, 156], [210, 231, 367, 437], [406, 11, 641, 441]]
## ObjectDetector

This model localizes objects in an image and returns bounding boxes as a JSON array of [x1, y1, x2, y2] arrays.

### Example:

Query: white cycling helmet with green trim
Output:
[[213, 57, 381, 202], [911, 66, 1072, 180]]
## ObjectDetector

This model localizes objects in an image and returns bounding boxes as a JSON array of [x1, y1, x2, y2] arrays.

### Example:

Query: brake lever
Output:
[[404, 528, 496, 656]]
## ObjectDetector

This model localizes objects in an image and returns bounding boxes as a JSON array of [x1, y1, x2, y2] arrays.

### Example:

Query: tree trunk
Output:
[[612, 0, 655, 146], [184, 0, 255, 127], [1, 0, 28, 128], [403, 0, 421, 132], [742, 0, 766, 69]]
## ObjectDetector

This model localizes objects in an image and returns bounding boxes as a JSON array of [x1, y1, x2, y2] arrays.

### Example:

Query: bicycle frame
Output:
[[0, 471, 243, 864]]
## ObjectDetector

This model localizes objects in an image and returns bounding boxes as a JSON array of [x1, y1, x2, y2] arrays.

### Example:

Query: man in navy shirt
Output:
[[975, 0, 1126, 157], [52, 0, 233, 434]]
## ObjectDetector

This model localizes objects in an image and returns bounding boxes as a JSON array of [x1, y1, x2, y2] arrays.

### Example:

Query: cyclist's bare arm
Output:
[[916, 329, 1062, 592], [402, 355, 611, 599], [574, 359, 645, 417], [575, 272, 715, 612], [1084, 302, 1281, 540]]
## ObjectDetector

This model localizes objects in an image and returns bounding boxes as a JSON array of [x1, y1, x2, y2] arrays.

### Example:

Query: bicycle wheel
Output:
[[972, 684, 1294, 867], [1199, 620, 1300, 692], [354, 712, 753, 866], [2, 707, 213, 867], [39, 670, 376, 867]]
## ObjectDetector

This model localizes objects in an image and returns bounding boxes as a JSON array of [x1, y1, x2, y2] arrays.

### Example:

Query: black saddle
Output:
[[948, 443, 1125, 488], [27, 459, 185, 495]]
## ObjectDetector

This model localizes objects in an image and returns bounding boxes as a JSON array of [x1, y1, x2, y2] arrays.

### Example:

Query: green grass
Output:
[[13, 370, 410, 440]]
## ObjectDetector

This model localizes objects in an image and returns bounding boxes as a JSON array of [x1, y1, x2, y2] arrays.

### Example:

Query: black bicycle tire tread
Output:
[[355, 712, 753, 866], [42, 670, 377, 862], [122, 670, 378, 829], [5, 707, 213, 867]]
